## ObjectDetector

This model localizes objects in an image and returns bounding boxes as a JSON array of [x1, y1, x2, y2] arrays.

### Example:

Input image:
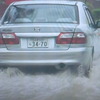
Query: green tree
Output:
[[93, 8, 100, 20]]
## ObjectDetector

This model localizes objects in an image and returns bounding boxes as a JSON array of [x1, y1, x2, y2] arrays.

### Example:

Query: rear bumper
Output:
[[0, 47, 92, 67]]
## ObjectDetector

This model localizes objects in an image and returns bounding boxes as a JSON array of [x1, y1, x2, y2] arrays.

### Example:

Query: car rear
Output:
[[0, 1, 92, 71]]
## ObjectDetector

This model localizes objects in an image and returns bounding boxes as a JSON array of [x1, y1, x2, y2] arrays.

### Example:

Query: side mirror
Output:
[[96, 21, 100, 28]]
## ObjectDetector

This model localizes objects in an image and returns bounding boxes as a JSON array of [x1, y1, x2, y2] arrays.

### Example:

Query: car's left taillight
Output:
[[0, 33, 19, 44]]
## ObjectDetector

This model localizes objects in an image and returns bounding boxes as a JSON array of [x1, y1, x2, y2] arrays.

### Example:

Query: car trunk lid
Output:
[[1, 23, 78, 50]]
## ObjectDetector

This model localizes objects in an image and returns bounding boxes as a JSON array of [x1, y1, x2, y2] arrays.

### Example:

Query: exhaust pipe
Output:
[[55, 63, 68, 70]]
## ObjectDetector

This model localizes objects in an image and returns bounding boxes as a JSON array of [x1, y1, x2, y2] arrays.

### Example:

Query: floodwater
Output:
[[0, 31, 100, 100]]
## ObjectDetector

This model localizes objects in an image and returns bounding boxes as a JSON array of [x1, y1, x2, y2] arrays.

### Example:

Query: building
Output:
[[0, 0, 26, 18], [5, 0, 26, 5]]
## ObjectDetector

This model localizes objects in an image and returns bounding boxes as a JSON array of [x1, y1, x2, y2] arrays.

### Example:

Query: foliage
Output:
[[87, 2, 94, 10], [86, 2, 100, 20], [93, 8, 100, 20]]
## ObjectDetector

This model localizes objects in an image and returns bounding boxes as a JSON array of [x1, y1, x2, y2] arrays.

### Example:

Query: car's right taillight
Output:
[[0, 33, 19, 44], [71, 32, 87, 44], [56, 32, 86, 44]]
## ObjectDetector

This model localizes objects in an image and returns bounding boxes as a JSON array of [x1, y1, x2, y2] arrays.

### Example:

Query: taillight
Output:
[[0, 33, 19, 44], [56, 32, 86, 44], [71, 32, 86, 44]]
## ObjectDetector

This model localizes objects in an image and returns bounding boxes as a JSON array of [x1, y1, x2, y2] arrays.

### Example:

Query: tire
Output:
[[77, 53, 93, 77], [85, 53, 93, 77]]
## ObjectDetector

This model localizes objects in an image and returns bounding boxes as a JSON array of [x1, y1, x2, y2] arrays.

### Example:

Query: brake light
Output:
[[0, 33, 19, 44], [56, 32, 86, 44], [72, 32, 86, 44]]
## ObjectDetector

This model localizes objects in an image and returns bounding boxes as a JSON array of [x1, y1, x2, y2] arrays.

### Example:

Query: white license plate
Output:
[[28, 38, 48, 48]]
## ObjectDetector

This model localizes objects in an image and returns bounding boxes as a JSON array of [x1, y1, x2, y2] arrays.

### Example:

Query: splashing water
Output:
[[0, 32, 100, 100]]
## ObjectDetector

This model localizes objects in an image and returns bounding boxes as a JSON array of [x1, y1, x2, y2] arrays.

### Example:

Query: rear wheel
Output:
[[86, 53, 93, 77], [77, 53, 93, 77]]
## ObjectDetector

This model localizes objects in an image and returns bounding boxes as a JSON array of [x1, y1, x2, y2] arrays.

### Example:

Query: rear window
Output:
[[3, 4, 78, 24]]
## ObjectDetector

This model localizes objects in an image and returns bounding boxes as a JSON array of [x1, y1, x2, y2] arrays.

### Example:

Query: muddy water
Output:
[[0, 33, 100, 100]]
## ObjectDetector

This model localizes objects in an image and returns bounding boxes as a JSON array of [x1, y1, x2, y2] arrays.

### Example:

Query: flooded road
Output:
[[0, 33, 100, 100]]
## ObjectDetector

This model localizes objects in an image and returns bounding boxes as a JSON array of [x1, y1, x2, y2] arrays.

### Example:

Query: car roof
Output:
[[12, 0, 82, 5]]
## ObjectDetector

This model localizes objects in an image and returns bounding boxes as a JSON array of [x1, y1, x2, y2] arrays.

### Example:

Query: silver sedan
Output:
[[0, 0, 100, 76]]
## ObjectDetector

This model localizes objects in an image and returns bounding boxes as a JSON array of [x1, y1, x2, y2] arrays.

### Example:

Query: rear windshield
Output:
[[3, 4, 78, 24]]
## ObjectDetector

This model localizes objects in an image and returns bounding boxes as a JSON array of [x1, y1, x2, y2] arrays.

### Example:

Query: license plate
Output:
[[28, 38, 48, 48]]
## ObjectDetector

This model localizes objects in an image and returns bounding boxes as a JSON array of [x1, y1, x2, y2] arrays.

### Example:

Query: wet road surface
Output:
[[0, 34, 100, 100]]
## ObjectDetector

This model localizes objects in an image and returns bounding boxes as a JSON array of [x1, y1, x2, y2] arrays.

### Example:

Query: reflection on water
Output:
[[0, 34, 100, 100]]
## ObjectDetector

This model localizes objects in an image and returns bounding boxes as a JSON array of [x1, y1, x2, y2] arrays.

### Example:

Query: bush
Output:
[[93, 8, 100, 20]]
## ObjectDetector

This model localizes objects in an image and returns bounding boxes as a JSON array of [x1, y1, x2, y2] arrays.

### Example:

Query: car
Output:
[[0, 0, 100, 76]]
